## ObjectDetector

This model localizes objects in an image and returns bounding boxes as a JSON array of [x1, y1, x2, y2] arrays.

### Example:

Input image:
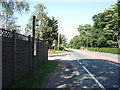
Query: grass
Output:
[[87, 47, 120, 55], [53, 50, 68, 54], [48, 49, 68, 54], [10, 61, 59, 88]]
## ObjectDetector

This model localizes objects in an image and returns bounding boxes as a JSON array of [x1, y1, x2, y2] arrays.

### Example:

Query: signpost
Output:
[[0, 29, 2, 90], [32, 16, 40, 74], [32, 16, 35, 74]]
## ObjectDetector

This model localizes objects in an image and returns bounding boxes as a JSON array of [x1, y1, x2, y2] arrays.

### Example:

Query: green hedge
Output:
[[88, 47, 120, 55]]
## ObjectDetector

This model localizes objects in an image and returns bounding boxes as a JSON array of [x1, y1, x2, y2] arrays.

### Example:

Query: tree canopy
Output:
[[68, 3, 119, 49], [25, 4, 60, 48], [0, 2, 29, 31]]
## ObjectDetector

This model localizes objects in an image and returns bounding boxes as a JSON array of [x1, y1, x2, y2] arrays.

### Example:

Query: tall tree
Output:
[[25, 4, 59, 48], [92, 4, 118, 47], [0, 2, 29, 31]]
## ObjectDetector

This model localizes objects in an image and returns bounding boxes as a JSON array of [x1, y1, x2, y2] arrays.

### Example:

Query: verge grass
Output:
[[10, 61, 59, 88], [54, 50, 67, 54], [48, 49, 68, 54]]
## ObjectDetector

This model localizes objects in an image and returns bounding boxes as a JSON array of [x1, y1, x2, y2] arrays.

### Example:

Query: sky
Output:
[[16, 0, 117, 43]]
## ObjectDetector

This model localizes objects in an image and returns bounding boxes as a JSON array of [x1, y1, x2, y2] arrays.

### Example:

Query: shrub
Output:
[[88, 47, 120, 55]]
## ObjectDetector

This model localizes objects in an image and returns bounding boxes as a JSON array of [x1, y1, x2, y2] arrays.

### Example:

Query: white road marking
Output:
[[71, 52, 106, 89], [77, 60, 106, 89]]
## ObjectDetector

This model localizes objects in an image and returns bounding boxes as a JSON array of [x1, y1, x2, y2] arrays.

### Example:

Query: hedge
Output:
[[88, 47, 120, 55]]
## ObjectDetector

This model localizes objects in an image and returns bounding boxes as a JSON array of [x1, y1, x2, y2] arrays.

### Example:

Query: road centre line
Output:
[[71, 53, 106, 89], [77, 60, 106, 89]]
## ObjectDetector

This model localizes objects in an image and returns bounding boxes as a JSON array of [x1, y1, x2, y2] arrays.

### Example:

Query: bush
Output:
[[88, 47, 120, 55], [54, 46, 65, 51]]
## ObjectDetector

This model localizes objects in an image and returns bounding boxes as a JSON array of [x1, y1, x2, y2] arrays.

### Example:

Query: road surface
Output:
[[43, 49, 120, 89]]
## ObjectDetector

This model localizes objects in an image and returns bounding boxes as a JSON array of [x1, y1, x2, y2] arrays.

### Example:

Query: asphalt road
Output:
[[44, 49, 120, 89], [70, 49, 120, 89]]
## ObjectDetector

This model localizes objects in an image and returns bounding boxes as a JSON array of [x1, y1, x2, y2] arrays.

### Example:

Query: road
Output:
[[43, 49, 120, 89]]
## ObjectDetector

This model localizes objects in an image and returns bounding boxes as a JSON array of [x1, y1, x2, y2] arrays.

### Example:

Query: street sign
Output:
[[34, 41, 36, 56], [53, 44, 55, 46], [35, 26, 40, 29]]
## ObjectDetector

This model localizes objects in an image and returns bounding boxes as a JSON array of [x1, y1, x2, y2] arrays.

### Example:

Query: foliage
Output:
[[69, 24, 92, 49], [54, 45, 65, 51], [0, 2, 29, 31], [25, 4, 59, 48], [68, 3, 119, 49], [53, 50, 67, 54], [59, 34, 67, 47], [88, 47, 120, 55], [91, 4, 119, 47], [10, 61, 59, 88]]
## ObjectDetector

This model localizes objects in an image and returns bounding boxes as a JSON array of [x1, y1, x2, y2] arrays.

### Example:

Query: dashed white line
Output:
[[77, 60, 106, 89], [71, 53, 106, 89]]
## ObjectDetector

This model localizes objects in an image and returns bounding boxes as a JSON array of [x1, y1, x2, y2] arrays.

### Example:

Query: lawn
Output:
[[10, 61, 59, 88]]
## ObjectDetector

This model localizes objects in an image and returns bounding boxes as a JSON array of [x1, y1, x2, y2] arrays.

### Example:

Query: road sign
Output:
[[34, 41, 36, 56], [53, 44, 55, 46]]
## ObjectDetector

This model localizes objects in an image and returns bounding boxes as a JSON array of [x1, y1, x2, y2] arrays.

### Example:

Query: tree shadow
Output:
[[46, 59, 120, 88]]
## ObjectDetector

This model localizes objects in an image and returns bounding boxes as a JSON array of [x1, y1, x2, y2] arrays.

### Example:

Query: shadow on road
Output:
[[45, 58, 120, 88]]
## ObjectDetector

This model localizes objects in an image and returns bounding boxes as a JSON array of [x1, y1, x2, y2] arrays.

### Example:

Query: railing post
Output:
[[28, 35, 31, 71], [12, 30, 16, 82]]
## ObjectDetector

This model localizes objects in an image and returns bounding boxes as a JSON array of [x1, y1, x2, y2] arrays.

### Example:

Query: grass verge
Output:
[[48, 49, 68, 54], [53, 50, 68, 54], [10, 61, 59, 88], [87, 47, 120, 55]]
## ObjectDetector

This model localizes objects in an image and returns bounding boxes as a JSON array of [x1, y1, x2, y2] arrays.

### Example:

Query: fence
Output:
[[0, 28, 48, 88]]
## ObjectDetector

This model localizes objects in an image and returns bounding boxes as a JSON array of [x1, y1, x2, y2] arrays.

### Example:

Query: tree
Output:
[[25, 4, 59, 48], [25, 3, 48, 37], [41, 17, 59, 48], [78, 24, 92, 47], [59, 34, 67, 47], [69, 3, 119, 48], [92, 4, 118, 47], [0, 2, 29, 31]]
